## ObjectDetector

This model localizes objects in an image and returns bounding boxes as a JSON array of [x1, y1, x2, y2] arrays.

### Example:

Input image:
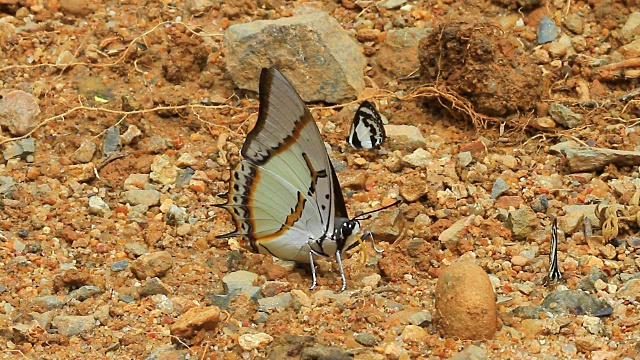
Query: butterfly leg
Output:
[[309, 248, 323, 290], [361, 231, 384, 253], [335, 250, 347, 292]]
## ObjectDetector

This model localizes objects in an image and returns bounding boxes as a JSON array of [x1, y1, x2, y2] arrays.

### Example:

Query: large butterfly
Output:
[[346, 100, 386, 149], [217, 67, 385, 291]]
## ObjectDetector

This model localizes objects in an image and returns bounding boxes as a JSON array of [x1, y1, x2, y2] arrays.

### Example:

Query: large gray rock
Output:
[[224, 12, 366, 103]]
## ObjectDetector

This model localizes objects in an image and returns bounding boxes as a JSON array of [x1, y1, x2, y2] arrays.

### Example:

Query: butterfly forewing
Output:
[[347, 100, 386, 149], [218, 68, 348, 262]]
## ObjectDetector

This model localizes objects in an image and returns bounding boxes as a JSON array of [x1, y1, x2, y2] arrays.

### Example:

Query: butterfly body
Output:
[[217, 68, 367, 290], [347, 100, 387, 149]]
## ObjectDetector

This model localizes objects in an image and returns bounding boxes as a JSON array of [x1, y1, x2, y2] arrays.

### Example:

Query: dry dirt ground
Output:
[[2, 0, 640, 359]]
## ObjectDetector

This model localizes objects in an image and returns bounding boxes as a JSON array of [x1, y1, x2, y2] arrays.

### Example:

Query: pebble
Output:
[[177, 168, 196, 187], [130, 251, 173, 279], [542, 290, 612, 316], [402, 148, 432, 168], [511, 255, 529, 266], [616, 278, 640, 300], [170, 305, 220, 338], [490, 177, 510, 199], [68, 163, 96, 182], [547, 34, 573, 58], [583, 315, 604, 335], [516, 281, 535, 295], [145, 345, 189, 359], [548, 103, 583, 128], [505, 206, 538, 240], [102, 126, 121, 156], [290, 289, 311, 311], [142, 136, 169, 154], [457, 151, 473, 167], [69, 285, 102, 301], [139, 277, 171, 297], [531, 194, 549, 213], [377, 0, 407, 9], [578, 267, 608, 292], [223, 270, 258, 292], [438, 215, 475, 251], [354, 332, 380, 346], [120, 124, 141, 145], [121, 189, 161, 207], [0, 176, 17, 197], [88, 196, 110, 216], [124, 173, 150, 190], [339, 169, 367, 189], [124, 242, 149, 257], [399, 175, 428, 202], [258, 292, 292, 311], [176, 152, 197, 167], [12, 239, 26, 252], [3, 138, 35, 161], [150, 154, 179, 185], [451, 344, 488, 360], [407, 310, 432, 326], [621, 12, 640, 42], [385, 124, 427, 151], [164, 204, 187, 225], [361, 273, 381, 288], [151, 294, 174, 313], [300, 345, 351, 360], [564, 13, 584, 34], [401, 324, 428, 343], [110, 260, 129, 272], [537, 15, 559, 44], [56, 50, 76, 67], [51, 315, 96, 336], [0, 90, 41, 136], [187, 0, 212, 14], [119, 294, 135, 303], [238, 333, 273, 351], [30, 295, 67, 311], [261, 281, 292, 297]]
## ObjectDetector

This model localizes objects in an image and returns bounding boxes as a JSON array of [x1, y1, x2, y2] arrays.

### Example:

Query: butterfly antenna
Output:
[[352, 200, 402, 221]]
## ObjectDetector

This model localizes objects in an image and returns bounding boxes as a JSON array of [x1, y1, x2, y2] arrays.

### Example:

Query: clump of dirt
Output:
[[162, 32, 210, 84], [418, 18, 547, 117]]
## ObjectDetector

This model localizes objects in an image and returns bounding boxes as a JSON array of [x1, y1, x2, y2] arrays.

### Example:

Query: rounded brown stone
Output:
[[435, 261, 498, 340]]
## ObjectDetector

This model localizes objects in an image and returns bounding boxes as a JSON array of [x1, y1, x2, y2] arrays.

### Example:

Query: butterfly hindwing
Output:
[[217, 68, 349, 263], [347, 100, 386, 149]]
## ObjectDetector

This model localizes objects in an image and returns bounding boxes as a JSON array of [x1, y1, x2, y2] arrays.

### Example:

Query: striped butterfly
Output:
[[346, 100, 386, 149], [547, 218, 562, 284], [217, 68, 391, 291]]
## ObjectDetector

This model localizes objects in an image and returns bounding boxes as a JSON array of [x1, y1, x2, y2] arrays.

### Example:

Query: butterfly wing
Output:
[[218, 68, 348, 263], [347, 100, 386, 149]]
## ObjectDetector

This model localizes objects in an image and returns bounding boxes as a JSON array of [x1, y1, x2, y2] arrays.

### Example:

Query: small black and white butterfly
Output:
[[547, 218, 562, 285], [346, 100, 386, 149]]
